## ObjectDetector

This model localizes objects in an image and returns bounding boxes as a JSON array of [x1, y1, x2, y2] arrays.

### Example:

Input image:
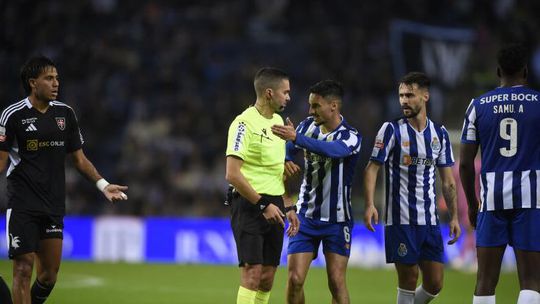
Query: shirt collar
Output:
[[24, 97, 54, 108]]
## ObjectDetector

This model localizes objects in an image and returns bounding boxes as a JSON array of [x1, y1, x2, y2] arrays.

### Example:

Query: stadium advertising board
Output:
[[0, 215, 516, 270]]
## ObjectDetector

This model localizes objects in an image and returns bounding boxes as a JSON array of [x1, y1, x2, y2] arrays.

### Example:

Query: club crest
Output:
[[397, 243, 408, 257], [431, 137, 441, 151], [55, 117, 66, 130]]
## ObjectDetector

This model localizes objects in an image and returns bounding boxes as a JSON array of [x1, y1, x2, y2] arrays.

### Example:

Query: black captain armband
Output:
[[285, 205, 297, 213], [256, 196, 272, 211]]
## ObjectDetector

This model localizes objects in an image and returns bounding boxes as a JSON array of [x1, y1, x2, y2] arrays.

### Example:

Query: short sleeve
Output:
[[461, 99, 478, 144], [66, 107, 84, 153], [226, 118, 251, 160], [370, 122, 395, 163], [436, 126, 455, 167], [0, 110, 16, 151]]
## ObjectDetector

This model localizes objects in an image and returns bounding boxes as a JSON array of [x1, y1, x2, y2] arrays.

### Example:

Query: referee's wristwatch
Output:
[[284, 205, 297, 213]]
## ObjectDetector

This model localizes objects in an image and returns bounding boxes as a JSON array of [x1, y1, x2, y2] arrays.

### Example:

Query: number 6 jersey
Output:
[[461, 85, 540, 211]]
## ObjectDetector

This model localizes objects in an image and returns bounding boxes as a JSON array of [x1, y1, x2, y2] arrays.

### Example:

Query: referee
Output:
[[0, 56, 128, 304], [225, 67, 299, 304]]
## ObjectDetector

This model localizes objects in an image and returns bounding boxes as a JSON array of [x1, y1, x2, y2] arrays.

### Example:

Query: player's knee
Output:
[[241, 265, 263, 290], [38, 272, 58, 286], [327, 273, 346, 293], [423, 281, 442, 296], [287, 271, 306, 290], [328, 279, 346, 296], [258, 276, 274, 291], [37, 266, 60, 286], [475, 272, 499, 294], [13, 261, 33, 280], [475, 278, 497, 295], [398, 274, 419, 290], [518, 277, 540, 292]]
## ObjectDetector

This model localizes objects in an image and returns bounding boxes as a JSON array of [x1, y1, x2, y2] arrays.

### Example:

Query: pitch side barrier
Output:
[[0, 215, 516, 270]]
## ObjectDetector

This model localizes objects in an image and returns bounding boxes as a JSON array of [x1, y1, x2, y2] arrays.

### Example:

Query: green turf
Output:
[[0, 261, 519, 303]]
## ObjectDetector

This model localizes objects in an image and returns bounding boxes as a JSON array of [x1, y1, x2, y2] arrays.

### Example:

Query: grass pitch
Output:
[[0, 261, 519, 303]]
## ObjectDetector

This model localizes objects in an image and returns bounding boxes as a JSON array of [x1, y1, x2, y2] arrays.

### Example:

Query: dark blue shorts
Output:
[[287, 214, 353, 258], [384, 225, 443, 264], [476, 209, 540, 251]]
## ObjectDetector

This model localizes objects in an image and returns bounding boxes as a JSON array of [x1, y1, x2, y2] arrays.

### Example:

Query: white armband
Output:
[[96, 178, 110, 192]]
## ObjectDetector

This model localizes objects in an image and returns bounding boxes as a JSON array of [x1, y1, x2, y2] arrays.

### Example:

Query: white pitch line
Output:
[[57, 274, 105, 289]]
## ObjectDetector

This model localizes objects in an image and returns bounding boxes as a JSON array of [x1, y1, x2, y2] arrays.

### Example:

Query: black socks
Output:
[[31, 279, 54, 304]]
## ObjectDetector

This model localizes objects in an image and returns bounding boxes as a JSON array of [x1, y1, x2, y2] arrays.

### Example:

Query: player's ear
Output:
[[423, 89, 429, 103], [29, 78, 36, 90], [331, 100, 338, 111], [265, 88, 273, 100]]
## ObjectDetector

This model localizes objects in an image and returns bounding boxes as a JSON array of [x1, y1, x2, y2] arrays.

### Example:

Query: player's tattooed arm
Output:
[[439, 166, 461, 244]]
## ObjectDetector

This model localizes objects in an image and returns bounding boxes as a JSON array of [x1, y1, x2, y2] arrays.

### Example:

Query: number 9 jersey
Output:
[[461, 85, 540, 211]]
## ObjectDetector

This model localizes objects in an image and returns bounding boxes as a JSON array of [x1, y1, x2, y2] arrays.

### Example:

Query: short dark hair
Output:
[[309, 79, 344, 101], [497, 44, 528, 76], [399, 72, 430, 90], [253, 67, 289, 97], [20, 56, 57, 95]]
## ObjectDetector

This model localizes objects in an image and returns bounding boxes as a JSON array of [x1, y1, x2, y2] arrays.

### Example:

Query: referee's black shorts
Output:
[[230, 194, 285, 267]]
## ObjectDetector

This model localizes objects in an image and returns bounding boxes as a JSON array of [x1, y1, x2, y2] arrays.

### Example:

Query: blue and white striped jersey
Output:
[[461, 85, 540, 211], [370, 118, 454, 226], [287, 116, 361, 223]]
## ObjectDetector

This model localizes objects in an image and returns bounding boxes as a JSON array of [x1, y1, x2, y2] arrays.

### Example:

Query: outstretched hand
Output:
[[103, 184, 129, 203], [271, 117, 297, 141]]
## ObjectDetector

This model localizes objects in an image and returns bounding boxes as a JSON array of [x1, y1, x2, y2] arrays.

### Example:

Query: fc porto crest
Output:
[[397, 243, 408, 257], [55, 117, 66, 130], [431, 137, 441, 151]]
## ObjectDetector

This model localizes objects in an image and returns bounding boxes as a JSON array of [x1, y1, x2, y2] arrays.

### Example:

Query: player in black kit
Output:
[[0, 56, 128, 304]]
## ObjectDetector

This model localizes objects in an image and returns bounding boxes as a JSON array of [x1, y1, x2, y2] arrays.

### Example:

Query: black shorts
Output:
[[6, 209, 64, 259], [230, 194, 285, 267]]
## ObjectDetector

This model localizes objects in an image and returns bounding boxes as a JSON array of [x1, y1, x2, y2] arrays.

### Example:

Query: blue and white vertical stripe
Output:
[[461, 86, 540, 211], [479, 170, 540, 211], [371, 118, 454, 226], [290, 117, 361, 223]]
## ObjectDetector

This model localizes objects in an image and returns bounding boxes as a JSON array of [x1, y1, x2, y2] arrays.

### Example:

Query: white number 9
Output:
[[499, 118, 517, 157]]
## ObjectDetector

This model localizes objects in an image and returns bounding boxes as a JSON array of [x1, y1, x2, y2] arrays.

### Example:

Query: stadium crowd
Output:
[[1, 0, 540, 218]]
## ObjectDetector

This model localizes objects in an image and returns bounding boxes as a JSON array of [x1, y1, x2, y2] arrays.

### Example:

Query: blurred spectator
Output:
[[0, 0, 538, 218]]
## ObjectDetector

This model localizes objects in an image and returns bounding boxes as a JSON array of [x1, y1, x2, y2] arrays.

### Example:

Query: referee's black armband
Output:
[[285, 205, 297, 213], [256, 196, 272, 211]]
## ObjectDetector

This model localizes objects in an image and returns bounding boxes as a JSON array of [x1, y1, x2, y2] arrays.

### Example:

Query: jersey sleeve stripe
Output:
[[0, 101, 26, 125], [442, 126, 455, 165], [461, 99, 477, 142]]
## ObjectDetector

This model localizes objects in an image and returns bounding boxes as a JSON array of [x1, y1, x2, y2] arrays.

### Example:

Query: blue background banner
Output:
[[0, 215, 515, 270]]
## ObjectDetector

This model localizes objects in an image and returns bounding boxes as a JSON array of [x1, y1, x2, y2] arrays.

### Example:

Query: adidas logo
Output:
[[25, 123, 37, 132]]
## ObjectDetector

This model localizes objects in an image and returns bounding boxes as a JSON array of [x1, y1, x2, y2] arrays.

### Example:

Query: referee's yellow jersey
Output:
[[226, 106, 285, 196]]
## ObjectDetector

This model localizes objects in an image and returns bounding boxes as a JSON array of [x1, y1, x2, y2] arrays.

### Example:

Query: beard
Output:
[[402, 107, 419, 118], [312, 116, 324, 126]]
